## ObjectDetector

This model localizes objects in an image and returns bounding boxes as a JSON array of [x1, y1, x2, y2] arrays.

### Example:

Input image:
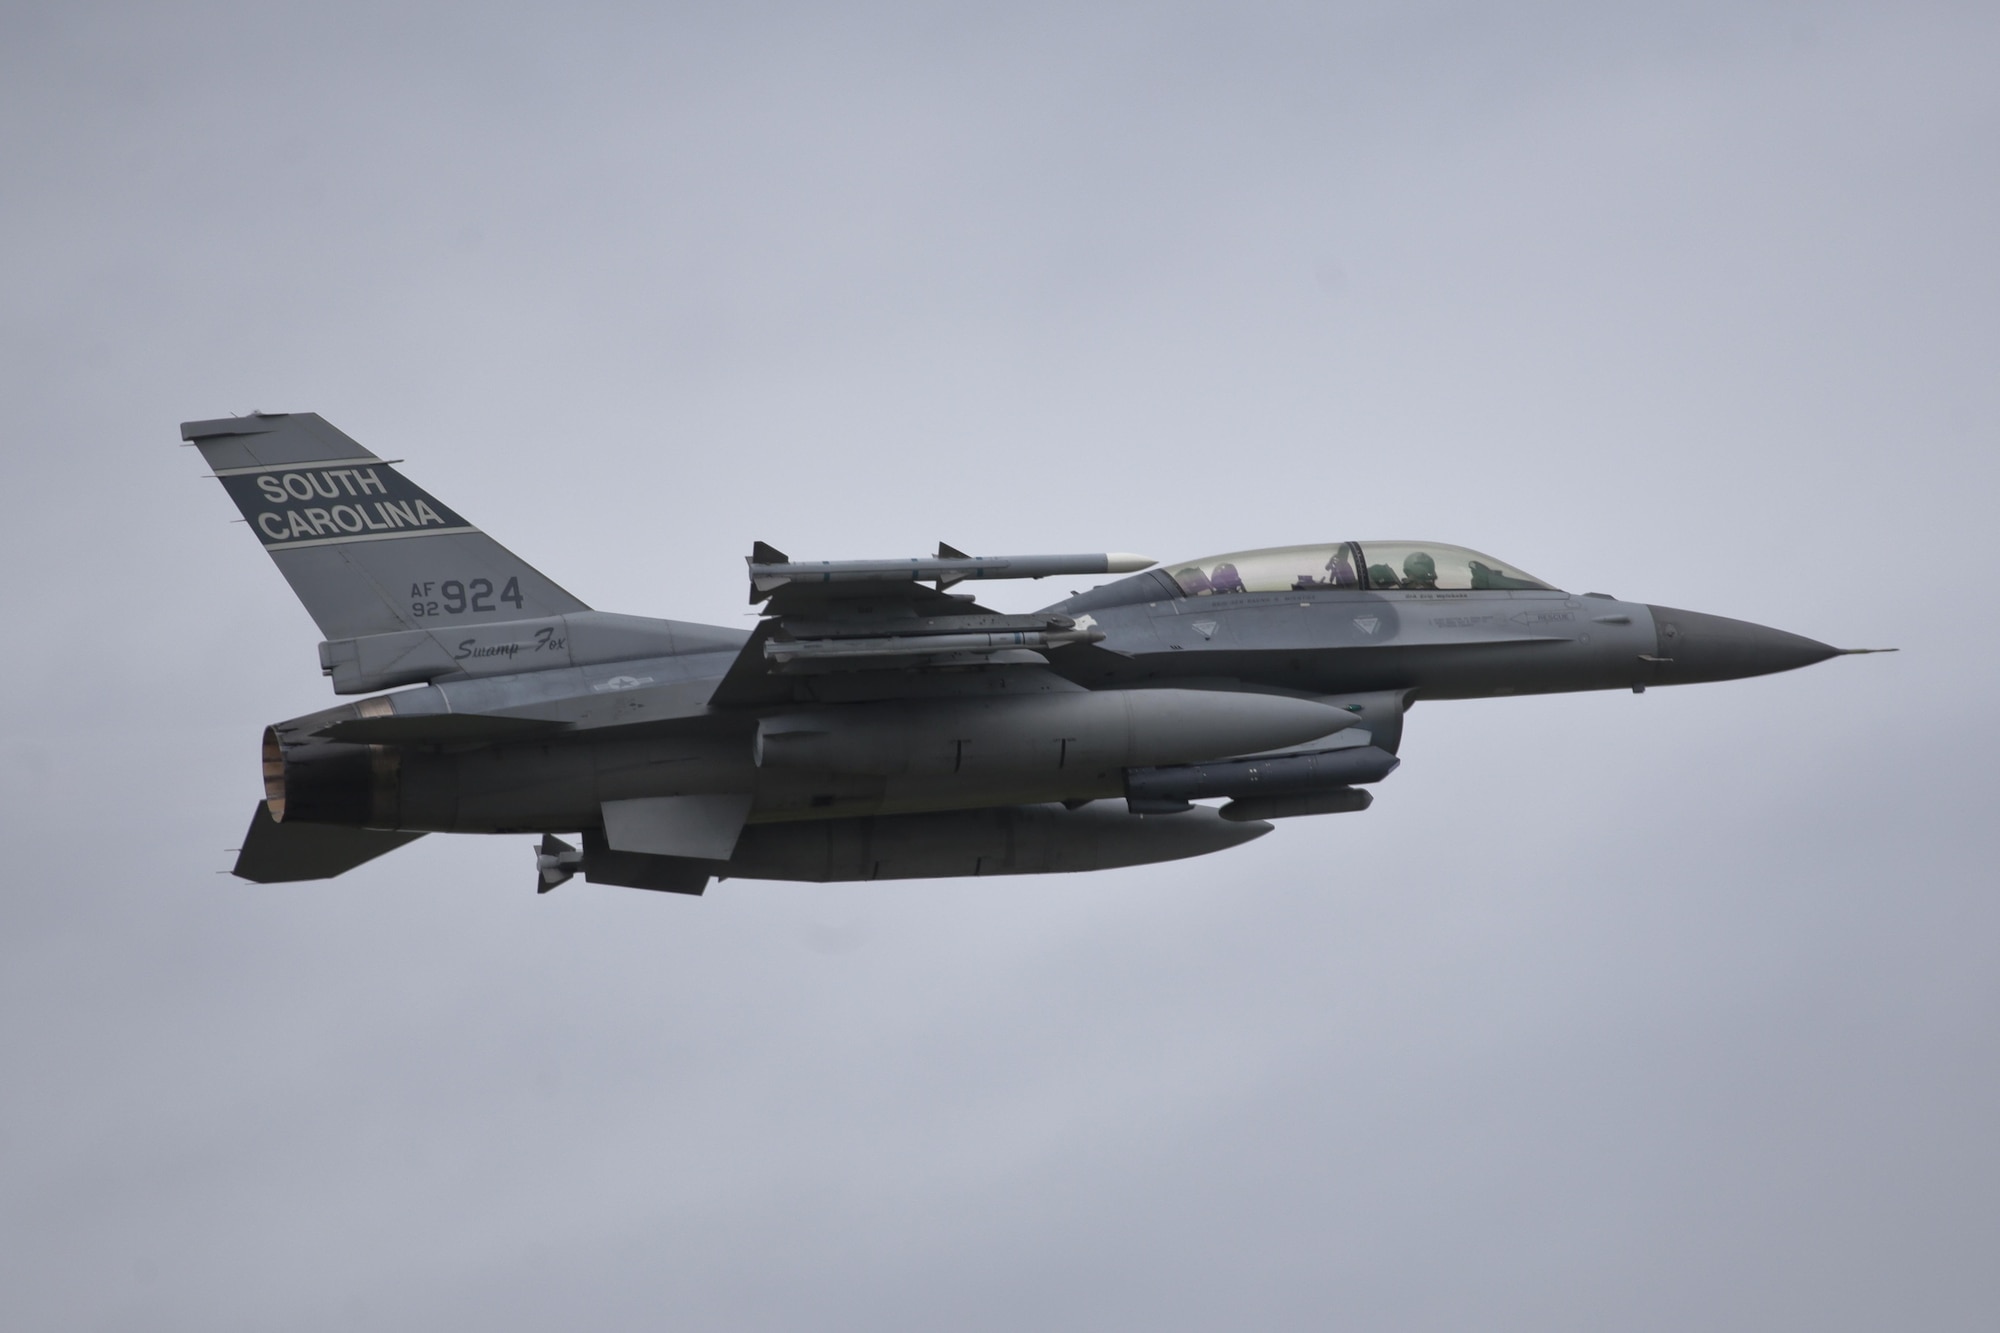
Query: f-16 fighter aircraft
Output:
[[186, 412, 1885, 894]]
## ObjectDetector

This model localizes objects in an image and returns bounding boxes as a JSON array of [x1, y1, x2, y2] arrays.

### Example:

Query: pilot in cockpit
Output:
[[1399, 551, 1439, 589]]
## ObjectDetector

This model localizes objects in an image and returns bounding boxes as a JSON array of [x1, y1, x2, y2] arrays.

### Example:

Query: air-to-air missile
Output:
[[185, 412, 1888, 895]]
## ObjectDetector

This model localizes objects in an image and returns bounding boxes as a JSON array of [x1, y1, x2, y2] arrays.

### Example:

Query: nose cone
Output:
[[1644, 605, 1842, 685]]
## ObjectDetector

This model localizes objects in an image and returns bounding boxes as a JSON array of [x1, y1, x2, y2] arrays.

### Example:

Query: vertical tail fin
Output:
[[184, 412, 588, 640]]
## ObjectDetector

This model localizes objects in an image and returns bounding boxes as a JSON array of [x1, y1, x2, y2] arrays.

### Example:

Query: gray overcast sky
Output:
[[3, 3, 1996, 1329]]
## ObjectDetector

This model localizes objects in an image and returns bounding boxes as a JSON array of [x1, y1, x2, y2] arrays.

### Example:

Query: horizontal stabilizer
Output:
[[231, 803, 424, 883]]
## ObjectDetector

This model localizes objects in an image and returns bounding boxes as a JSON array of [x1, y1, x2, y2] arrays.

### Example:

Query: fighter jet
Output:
[[185, 412, 1885, 894]]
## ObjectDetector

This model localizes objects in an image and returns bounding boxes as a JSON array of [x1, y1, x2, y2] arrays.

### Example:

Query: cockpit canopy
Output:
[[1166, 542, 1554, 596]]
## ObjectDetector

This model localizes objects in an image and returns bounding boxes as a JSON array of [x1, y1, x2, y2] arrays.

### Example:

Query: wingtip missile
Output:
[[747, 549, 1160, 598]]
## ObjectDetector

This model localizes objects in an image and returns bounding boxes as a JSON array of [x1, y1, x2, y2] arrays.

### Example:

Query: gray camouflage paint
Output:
[[187, 412, 1857, 893]]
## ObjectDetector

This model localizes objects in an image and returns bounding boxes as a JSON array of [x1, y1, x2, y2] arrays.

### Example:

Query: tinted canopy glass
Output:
[[1166, 542, 1553, 595], [1167, 545, 1358, 596]]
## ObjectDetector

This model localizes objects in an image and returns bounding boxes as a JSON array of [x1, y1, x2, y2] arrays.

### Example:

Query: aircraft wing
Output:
[[709, 543, 1153, 707]]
